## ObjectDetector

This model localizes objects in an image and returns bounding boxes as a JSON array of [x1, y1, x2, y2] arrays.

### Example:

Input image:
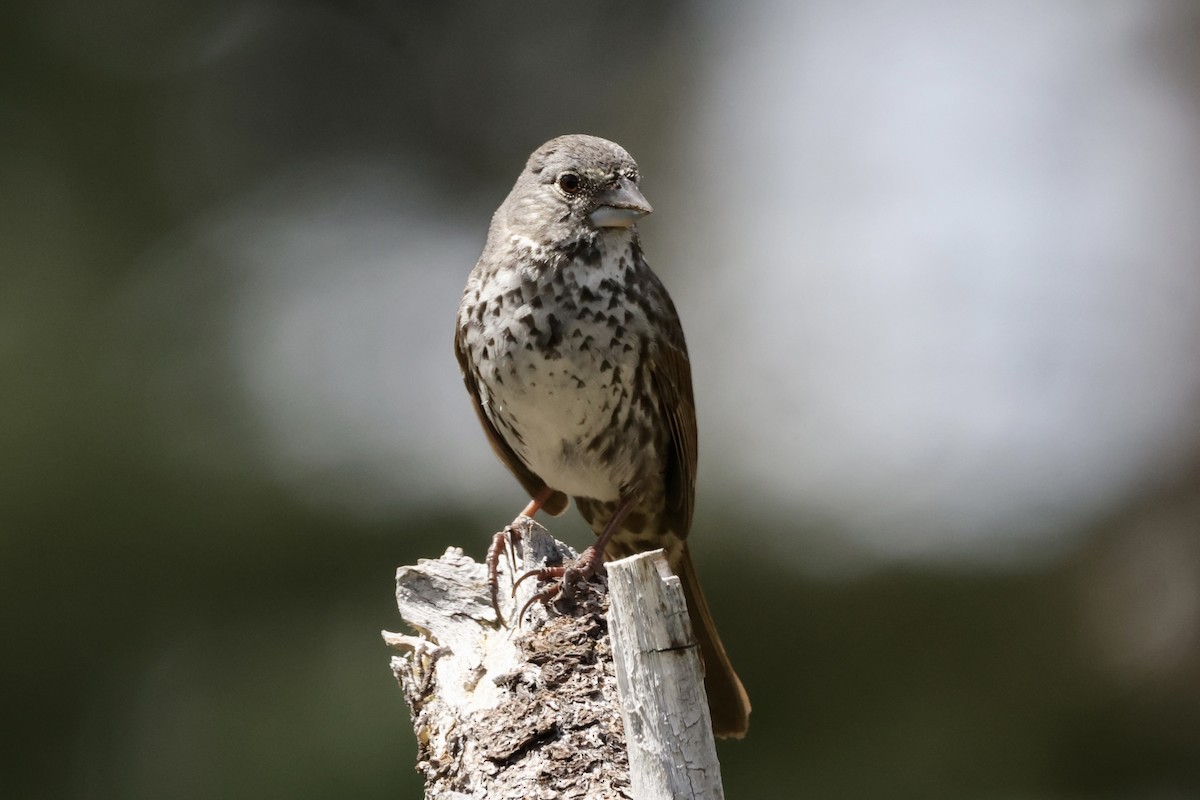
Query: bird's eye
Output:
[[558, 172, 582, 194]]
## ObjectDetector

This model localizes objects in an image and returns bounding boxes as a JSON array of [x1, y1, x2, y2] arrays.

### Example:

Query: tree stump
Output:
[[383, 518, 725, 799]]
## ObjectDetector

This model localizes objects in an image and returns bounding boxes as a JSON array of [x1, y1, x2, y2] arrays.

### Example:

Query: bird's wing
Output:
[[649, 296, 698, 538]]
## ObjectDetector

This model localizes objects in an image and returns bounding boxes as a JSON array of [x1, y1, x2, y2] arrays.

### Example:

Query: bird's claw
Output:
[[512, 545, 604, 625], [487, 520, 527, 627]]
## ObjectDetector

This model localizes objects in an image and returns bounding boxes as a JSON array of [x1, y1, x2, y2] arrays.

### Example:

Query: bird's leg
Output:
[[514, 494, 638, 624], [486, 532, 512, 627], [518, 487, 555, 520], [488, 486, 556, 626]]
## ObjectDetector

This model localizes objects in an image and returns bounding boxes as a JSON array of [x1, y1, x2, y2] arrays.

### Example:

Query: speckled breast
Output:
[[462, 244, 662, 502]]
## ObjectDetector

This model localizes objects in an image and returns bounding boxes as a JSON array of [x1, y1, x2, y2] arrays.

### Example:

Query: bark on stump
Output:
[[383, 518, 725, 800]]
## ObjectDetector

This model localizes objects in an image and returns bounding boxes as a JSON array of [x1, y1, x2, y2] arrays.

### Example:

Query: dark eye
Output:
[[557, 172, 582, 194]]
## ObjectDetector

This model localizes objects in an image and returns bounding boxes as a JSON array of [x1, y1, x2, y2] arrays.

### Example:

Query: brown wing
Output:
[[649, 304, 698, 539], [454, 329, 569, 516], [646, 290, 746, 736]]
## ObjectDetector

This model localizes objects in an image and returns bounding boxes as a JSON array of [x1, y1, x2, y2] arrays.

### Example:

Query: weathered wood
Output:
[[383, 518, 726, 799], [607, 551, 725, 800], [384, 520, 629, 799]]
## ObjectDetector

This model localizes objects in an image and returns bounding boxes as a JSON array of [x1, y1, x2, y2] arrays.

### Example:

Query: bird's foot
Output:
[[512, 544, 605, 625], [489, 488, 559, 626], [487, 517, 533, 627]]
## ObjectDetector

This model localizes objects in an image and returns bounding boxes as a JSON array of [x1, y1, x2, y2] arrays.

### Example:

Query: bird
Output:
[[454, 134, 750, 738]]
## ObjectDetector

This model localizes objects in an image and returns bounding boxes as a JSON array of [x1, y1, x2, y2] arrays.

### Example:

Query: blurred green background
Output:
[[4, 1, 1200, 798]]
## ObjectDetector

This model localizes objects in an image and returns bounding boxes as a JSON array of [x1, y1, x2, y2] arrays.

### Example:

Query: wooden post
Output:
[[383, 519, 726, 799], [607, 551, 725, 800]]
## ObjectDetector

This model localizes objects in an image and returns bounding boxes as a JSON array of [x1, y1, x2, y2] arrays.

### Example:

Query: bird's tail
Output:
[[677, 545, 751, 738]]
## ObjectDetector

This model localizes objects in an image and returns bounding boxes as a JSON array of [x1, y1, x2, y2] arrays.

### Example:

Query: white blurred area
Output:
[[137, 163, 519, 515], [675, 0, 1200, 564], [131, 1, 1200, 569]]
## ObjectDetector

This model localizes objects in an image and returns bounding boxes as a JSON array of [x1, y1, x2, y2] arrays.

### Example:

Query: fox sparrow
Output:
[[454, 134, 750, 738]]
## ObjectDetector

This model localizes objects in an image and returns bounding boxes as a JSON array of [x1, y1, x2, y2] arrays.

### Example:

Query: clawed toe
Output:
[[512, 545, 605, 625], [487, 521, 528, 627], [488, 524, 610, 627]]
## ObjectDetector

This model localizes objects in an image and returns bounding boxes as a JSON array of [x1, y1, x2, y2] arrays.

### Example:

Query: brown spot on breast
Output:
[[622, 511, 647, 534], [545, 314, 564, 349], [576, 497, 594, 522]]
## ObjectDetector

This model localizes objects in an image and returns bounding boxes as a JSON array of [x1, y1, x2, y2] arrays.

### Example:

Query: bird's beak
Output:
[[588, 176, 653, 229]]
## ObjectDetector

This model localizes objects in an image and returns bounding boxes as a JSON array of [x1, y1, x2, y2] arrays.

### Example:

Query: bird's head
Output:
[[501, 134, 653, 247]]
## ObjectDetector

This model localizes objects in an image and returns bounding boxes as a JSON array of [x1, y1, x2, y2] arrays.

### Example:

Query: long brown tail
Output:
[[677, 545, 751, 738]]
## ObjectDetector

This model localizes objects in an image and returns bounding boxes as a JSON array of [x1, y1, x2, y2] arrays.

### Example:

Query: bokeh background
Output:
[[5, 1, 1200, 797]]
